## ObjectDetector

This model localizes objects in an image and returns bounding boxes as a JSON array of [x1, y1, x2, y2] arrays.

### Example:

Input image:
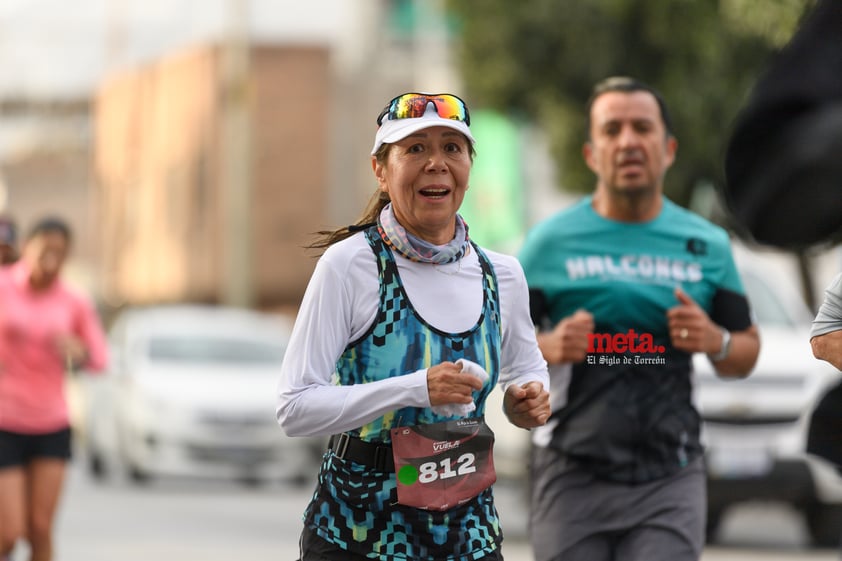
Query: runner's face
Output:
[[23, 231, 69, 286], [584, 91, 677, 197], [373, 126, 472, 245]]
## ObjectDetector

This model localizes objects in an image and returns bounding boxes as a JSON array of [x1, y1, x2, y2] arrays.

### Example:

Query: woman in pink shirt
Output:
[[0, 217, 108, 561]]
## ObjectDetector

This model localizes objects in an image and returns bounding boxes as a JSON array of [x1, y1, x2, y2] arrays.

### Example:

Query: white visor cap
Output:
[[371, 102, 475, 155]]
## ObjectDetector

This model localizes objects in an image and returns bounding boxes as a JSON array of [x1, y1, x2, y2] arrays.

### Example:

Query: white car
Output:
[[81, 305, 322, 486], [694, 256, 842, 547]]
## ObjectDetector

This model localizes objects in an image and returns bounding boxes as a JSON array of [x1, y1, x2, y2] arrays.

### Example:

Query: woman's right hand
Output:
[[536, 309, 594, 365], [427, 362, 485, 406]]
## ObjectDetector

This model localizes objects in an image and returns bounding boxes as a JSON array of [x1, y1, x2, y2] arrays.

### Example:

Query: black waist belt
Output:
[[328, 433, 394, 472]]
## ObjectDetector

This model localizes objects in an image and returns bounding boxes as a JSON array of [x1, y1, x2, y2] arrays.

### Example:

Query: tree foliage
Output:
[[446, 0, 814, 206]]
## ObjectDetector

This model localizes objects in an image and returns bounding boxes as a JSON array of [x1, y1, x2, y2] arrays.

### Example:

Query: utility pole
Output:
[[220, 0, 253, 308]]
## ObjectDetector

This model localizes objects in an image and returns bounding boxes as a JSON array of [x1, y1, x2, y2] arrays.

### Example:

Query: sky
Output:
[[0, 0, 349, 98]]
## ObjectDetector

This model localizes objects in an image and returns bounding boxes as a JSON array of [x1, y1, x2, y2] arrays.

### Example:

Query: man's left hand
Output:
[[666, 288, 722, 355]]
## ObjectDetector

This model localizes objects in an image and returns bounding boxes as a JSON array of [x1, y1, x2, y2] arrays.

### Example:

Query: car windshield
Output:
[[741, 269, 798, 329], [147, 336, 286, 364]]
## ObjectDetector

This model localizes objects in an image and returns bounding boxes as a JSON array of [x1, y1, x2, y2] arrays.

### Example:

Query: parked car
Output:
[[80, 304, 322, 486], [694, 251, 842, 546]]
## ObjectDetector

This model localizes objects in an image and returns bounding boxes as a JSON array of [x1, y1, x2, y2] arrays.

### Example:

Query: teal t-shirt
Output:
[[520, 196, 746, 339], [519, 196, 752, 483]]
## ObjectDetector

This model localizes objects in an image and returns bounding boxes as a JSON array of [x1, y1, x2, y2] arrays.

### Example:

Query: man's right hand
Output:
[[537, 309, 594, 365]]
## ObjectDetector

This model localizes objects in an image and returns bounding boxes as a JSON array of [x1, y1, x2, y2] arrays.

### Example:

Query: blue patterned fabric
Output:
[[302, 226, 504, 560]]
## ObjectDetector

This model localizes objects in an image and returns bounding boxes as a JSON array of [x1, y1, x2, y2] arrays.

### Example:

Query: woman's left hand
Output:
[[503, 381, 550, 429]]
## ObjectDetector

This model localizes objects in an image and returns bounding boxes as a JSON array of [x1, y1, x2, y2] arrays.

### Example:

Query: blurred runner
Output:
[[519, 77, 761, 561], [0, 217, 108, 561], [276, 92, 549, 560]]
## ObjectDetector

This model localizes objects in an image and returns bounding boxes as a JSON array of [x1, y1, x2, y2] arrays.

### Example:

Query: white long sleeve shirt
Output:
[[276, 232, 548, 437]]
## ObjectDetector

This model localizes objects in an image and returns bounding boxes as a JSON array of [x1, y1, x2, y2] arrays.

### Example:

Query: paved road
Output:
[[8, 463, 838, 561]]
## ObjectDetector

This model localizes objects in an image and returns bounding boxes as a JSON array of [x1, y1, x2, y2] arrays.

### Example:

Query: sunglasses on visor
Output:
[[376, 93, 471, 126]]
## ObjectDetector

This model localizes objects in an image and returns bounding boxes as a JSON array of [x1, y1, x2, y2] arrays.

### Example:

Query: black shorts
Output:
[[0, 427, 73, 468]]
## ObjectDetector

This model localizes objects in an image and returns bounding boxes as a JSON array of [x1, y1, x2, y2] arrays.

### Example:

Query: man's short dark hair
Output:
[[586, 76, 675, 139]]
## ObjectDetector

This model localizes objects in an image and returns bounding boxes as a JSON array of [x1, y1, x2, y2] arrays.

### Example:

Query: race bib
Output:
[[390, 417, 496, 511]]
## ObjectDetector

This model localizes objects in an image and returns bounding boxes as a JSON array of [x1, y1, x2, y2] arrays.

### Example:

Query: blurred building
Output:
[[94, 43, 331, 309], [0, 0, 578, 317], [92, 0, 471, 313]]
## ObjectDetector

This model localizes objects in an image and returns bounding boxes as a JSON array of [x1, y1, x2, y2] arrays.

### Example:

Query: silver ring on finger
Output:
[[679, 327, 689, 339]]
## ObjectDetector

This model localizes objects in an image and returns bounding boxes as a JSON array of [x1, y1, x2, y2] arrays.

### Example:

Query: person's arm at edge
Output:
[[810, 273, 842, 370], [811, 331, 842, 370]]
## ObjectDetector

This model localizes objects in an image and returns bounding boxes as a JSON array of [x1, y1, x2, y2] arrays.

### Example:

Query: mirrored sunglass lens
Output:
[[390, 94, 466, 122], [429, 96, 466, 121], [392, 95, 428, 119]]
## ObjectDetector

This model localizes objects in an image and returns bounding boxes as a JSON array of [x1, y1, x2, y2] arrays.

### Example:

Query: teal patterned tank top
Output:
[[302, 226, 504, 560]]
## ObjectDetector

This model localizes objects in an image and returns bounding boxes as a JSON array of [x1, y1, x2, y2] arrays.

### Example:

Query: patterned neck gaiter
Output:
[[377, 203, 469, 264]]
